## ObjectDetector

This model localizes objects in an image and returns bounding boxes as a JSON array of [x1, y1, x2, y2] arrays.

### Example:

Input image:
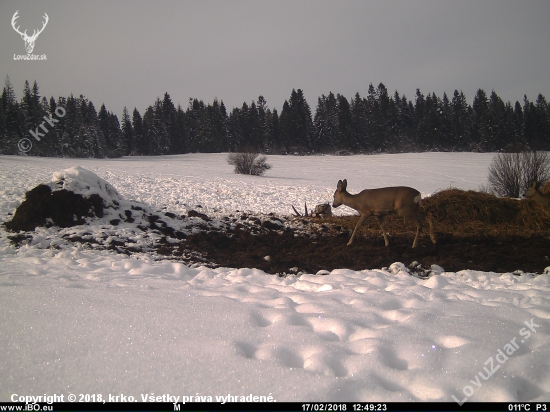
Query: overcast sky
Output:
[[1, 0, 549, 118]]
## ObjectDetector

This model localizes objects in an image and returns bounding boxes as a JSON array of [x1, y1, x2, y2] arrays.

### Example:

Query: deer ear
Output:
[[342, 179, 347, 191]]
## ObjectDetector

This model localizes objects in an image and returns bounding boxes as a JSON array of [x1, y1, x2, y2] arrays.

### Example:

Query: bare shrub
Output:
[[488, 151, 550, 198], [227, 152, 272, 176]]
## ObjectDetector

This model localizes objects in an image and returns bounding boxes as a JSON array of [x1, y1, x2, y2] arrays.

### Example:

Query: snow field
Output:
[[0, 153, 549, 402], [0, 152, 493, 219]]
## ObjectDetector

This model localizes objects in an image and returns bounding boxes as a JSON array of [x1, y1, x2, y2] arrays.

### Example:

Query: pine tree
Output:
[[246, 100, 262, 151], [418, 92, 444, 150], [227, 106, 244, 152], [256, 96, 270, 152], [154, 98, 169, 154], [487, 90, 517, 151], [132, 108, 145, 155], [368, 83, 391, 151], [350, 93, 370, 151], [98, 104, 111, 152], [394, 92, 415, 151], [472, 89, 491, 151], [38, 96, 57, 156], [1, 76, 22, 154], [278, 100, 292, 153], [208, 99, 228, 152], [142, 105, 158, 155], [161, 92, 180, 154], [174, 104, 188, 154], [337, 94, 354, 151], [313, 92, 339, 152], [534, 94, 550, 150], [450, 90, 471, 150], [266, 108, 280, 153], [438, 92, 453, 150], [280, 89, 313, 153], [82, 99, 107, 158], [122, 107, 134, 155]]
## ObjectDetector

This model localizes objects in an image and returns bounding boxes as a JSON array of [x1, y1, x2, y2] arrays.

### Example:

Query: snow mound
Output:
[[423, 274, 449, 289], [4, 166, 189, 244], [50, 166, 123, 207]]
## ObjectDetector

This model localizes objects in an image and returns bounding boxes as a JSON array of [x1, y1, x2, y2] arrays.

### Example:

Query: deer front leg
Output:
[[409, 214, 421, 248], [348, 214, 368, 245], [412, 226, 420, 248], [378, 215, 390, 246]]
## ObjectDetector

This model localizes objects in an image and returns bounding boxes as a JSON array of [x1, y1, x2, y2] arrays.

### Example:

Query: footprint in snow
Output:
[[234, 341, 258, 359], [249, 311, 273, 328]]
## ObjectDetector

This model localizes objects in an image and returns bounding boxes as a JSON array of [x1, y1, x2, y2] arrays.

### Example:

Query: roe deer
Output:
[[524, 182, 550, 211], [332, 179, 436, 248]]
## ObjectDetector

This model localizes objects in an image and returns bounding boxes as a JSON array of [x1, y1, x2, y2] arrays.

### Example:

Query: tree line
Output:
[[1, 76, 549, 158]]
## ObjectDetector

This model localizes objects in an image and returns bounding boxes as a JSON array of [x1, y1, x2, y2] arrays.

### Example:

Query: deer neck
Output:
[[342, 191, 362, 212], [534, 190, 549, 205]]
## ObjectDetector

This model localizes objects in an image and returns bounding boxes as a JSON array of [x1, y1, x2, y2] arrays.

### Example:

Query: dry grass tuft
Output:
[[423, 188, 550, 236]]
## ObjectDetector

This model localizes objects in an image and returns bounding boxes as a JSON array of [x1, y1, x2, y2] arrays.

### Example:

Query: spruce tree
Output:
[[1, 76, 22, 154], [337, 94, 353, 151], [132, 108, 145, 155], [280, 89, 313, 153], [350, 93, 370, 151], [313, 92, 339, 152], [472, 89, 491, 151], [122, 107, 134, 155]]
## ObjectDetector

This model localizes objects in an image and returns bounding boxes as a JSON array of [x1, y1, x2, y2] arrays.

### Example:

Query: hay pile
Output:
[[423, 188, 550, 236], [327, 188, 550, 239]]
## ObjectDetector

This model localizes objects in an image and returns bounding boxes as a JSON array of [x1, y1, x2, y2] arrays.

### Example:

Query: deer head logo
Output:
[[12, 10, 49, 54]]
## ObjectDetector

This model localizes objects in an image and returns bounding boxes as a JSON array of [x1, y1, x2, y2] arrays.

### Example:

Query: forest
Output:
[[1, 76, 549, 158]]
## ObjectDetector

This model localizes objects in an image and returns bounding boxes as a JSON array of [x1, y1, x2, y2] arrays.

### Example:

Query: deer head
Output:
[[12, 11, 49, 54], [332, 179, 348, 208], [524, 182, 550, 210]]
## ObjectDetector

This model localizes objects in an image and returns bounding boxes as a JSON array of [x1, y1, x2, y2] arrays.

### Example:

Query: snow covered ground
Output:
[[1, 153, 549, 403]]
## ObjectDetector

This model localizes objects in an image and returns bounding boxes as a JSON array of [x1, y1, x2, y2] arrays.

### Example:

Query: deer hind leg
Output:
[[411, 214, 422, 248], [409, 208, 437, 248], [348, 214, 368, 246], [378, 215, 390, 246], [425, 211, 436, 244], [398, 207, 422, 248]]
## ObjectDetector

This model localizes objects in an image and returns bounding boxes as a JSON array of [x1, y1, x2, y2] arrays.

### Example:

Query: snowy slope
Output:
[[0, 152, 492, 218], [1, 153, 549, 403]]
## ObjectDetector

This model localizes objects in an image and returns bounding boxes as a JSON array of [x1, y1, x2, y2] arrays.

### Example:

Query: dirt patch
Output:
[[175, 223, 548, 275], [4, 186, 550, 274], [172, 189, 550, 274], [4, 184, 105, 232]]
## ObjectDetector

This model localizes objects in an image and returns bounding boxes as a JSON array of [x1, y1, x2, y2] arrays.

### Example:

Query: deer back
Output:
[[354, 186, 421, 214]]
